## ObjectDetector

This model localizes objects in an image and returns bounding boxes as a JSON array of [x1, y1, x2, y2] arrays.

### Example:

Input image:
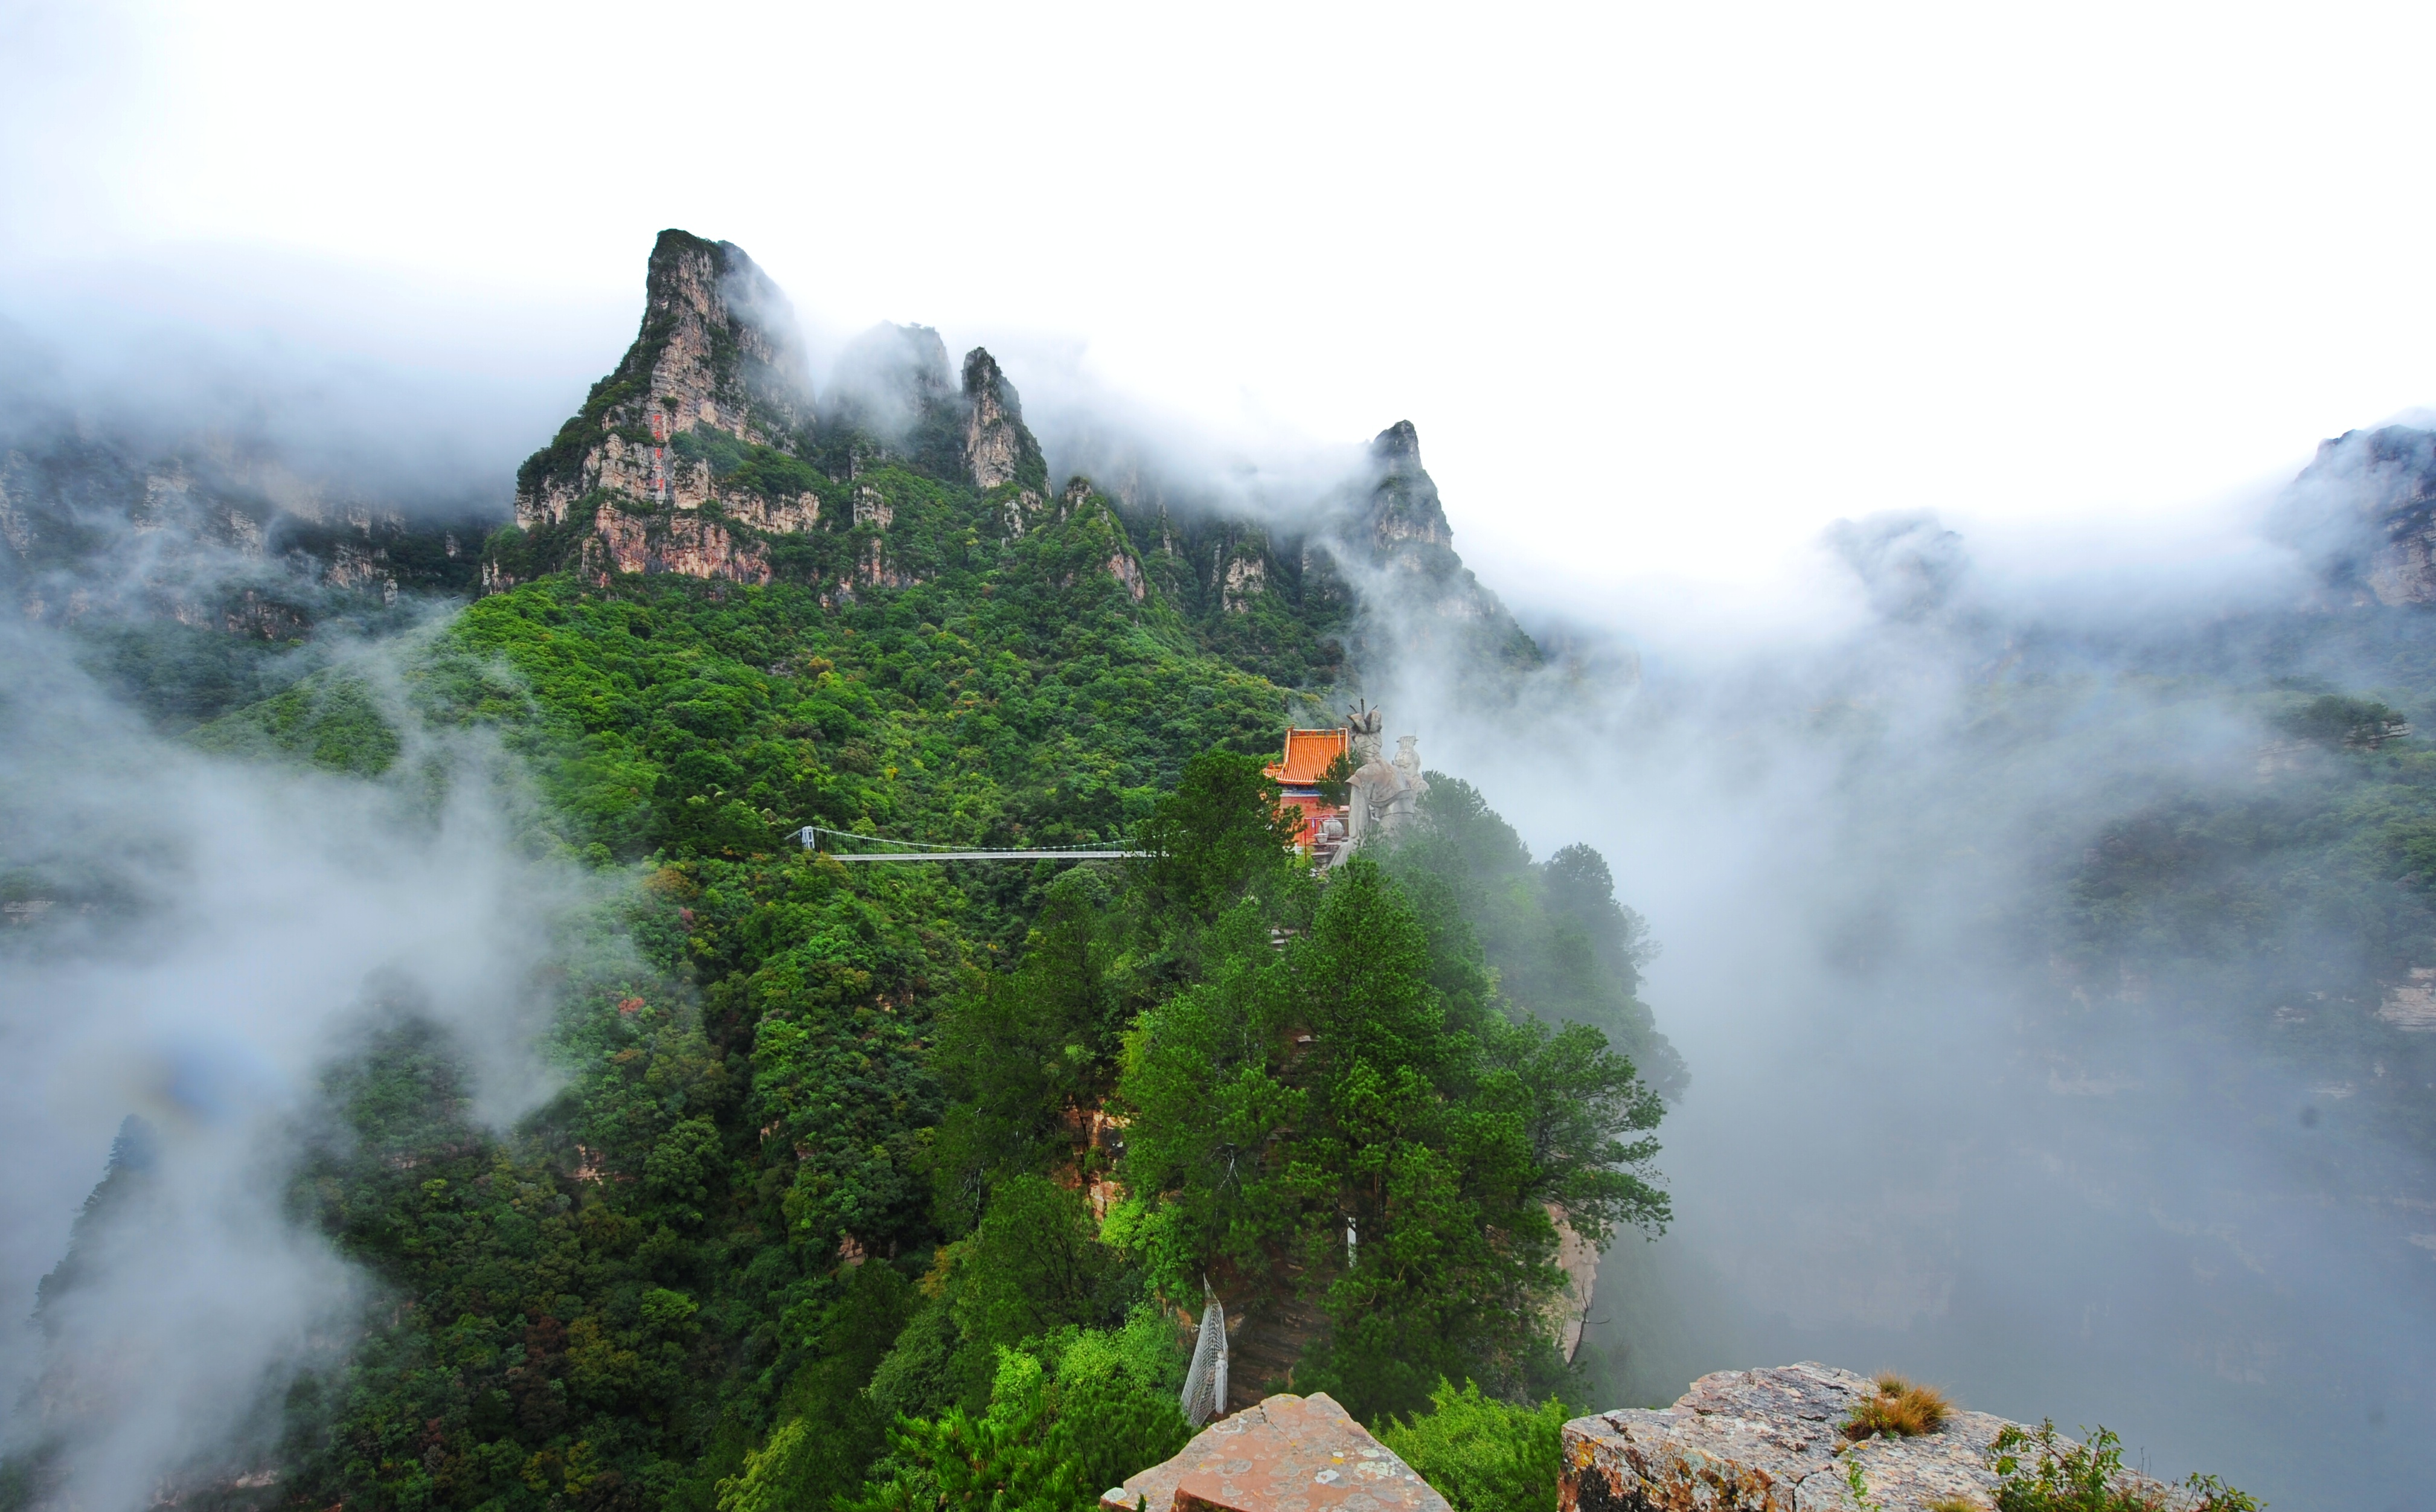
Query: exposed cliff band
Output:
[[476, 228, 1547, 706]]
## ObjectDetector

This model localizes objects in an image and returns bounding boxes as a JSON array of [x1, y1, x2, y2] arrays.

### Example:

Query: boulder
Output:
[[1560, 1363, 2195, 1512], [1102, 1392, 1448, 1512]]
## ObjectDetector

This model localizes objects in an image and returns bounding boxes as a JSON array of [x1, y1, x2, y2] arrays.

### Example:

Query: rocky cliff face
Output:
[[485, 229, 1543, 705], [1087, 416, 1546, 697], [1562, 1364, 2205, 1512], [2274, 424, 2436, 605], [961, 348, 1046, 492], [505, 231, 825, 583], [492, 230, 1069, 594], [1362, 420, 1450, 552], [0, 434, 487, 636], [1336, 421, 1543, 690]]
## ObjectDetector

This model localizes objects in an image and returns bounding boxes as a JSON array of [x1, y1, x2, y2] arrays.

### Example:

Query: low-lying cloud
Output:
[[0, 617, 599, 1509], [1382, 498, 2436, 1512]]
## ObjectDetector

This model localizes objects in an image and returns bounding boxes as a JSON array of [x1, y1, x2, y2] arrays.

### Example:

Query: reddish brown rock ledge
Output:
[[1561, 1363, 2196, 1512], [1102, 1392, 1449, 1512]]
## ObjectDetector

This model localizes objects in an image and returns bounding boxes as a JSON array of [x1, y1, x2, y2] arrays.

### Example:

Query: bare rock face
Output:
[[1104, 1393, 1448, 1512], [594, 508, 771, 585], [626, 232, 804, 451], [510, 229, 816, 585], [1550, 1206, 1599, 1362], [1363, 421, 1450, 554], [1335, 420, 1542, 686], [1562, 1365, 2194, 1512], [1, 441, 484, 632], [961, 348, 1040, 490], [2274, 425, 2436, 606], [1220, 545, 1267, 612]]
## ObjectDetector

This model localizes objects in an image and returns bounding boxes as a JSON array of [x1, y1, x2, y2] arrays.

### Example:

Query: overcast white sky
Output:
[[6, 0, 2434, 603]]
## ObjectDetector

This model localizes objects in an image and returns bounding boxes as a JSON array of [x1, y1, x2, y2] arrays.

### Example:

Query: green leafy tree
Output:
[[1394, 777, 1687, 1101], [950, 1177, 1127, 1352], [1113, 856, 1668, 1418], [1034, 1316, 1193, 1494], [1377, 1380, 1571, 1512], [717, 1263, 918, 1512], [852, 1318, 1189, 1512], [848, 1351, 1092, 1512], [1135, 750, 1303, 926], [929, 871, 1124, 1231]]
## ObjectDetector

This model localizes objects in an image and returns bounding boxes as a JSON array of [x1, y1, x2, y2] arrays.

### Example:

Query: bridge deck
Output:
[[819, 849, 1147, 863]]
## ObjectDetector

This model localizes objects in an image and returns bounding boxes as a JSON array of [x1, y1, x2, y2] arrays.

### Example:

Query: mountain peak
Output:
[[633, 231, 806, 441], [1371, 420, 1422, 465], [513, 231, 808, 528], [1362, 420, 1448, 553], [960, 348, 1045, 492]]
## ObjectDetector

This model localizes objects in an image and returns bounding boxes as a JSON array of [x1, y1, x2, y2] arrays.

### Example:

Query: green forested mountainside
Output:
[[454, 505, 1289, 866], [0, 428, 494, 665], [479, 229, 1534, 703], [43, 696, 1675, 1512], [30, 422, 2436, 1512], [2028, 685, 2436, 1162], [25, 226, 2436, 1512], [7, 240, 1685, 1512]]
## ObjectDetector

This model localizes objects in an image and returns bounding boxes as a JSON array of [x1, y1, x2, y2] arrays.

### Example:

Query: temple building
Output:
[[1266, 706, 1429, 867], [1265, 725, 1351, 858]]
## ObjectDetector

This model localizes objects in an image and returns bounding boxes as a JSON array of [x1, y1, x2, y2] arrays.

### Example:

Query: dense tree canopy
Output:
[[11, 468, 1679, 1512], [1112, 856, 1665, 1418]]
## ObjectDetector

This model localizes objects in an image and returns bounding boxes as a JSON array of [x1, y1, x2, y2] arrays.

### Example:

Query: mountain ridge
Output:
[[482, 228, 1540, 700]]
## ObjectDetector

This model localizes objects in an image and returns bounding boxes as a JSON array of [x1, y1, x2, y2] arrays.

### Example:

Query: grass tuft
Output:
[[1842, 1374, 1952, 1440]]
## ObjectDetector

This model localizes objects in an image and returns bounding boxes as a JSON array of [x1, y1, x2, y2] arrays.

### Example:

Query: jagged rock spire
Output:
[[513, 230, 808, 527], [624, 231, 806, 446], [1364, 420, 1450, 552], [960, 348, 1046, 492], [1371, 418, 1422, 464], [499, 231, 822, 587], [648, 234, 803, 406]]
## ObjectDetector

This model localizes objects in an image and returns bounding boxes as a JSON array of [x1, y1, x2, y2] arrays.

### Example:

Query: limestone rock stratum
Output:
[[1104, 1392, 1447, 1512], [960, 347, 1043, 491], [1561, 1363, 2196, 1512]]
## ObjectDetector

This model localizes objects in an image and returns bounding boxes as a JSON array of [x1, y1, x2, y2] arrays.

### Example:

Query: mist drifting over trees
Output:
[[1, 222, 2433, 1512]]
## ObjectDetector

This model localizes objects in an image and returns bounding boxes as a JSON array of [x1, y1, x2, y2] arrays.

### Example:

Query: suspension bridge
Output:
[[795, 825, 1149, 863]]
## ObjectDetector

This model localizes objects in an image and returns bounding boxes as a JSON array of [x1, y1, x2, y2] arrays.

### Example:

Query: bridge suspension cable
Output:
[[795, 825, 1149, 863]]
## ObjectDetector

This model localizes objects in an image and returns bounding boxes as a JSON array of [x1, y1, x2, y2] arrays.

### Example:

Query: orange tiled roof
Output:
[[1266, 727, 1350, 786]]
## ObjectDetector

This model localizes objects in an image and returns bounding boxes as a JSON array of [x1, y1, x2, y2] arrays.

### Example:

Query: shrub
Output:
[[1990, 1420, 2261, 1512], [1376, 1379, 1569, 1512], [1043, 1316, 1193, 1497], [1843, 1375, 1951, 1440], [847, 1350, 1090, 1512]]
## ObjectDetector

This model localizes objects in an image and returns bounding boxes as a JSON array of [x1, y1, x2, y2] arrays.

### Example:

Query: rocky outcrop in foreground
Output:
[[1103, 1392, 1448, 1512], [1561, 1363, 2195, 1512]]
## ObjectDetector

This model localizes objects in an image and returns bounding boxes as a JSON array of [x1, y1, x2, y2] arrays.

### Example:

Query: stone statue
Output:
[[1336, 711, 1424, 856], [1345, 702, 1385, 764]]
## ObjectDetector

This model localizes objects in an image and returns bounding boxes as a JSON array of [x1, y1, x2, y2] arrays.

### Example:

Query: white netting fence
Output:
[[1179, 1280, 1228, 1426]]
